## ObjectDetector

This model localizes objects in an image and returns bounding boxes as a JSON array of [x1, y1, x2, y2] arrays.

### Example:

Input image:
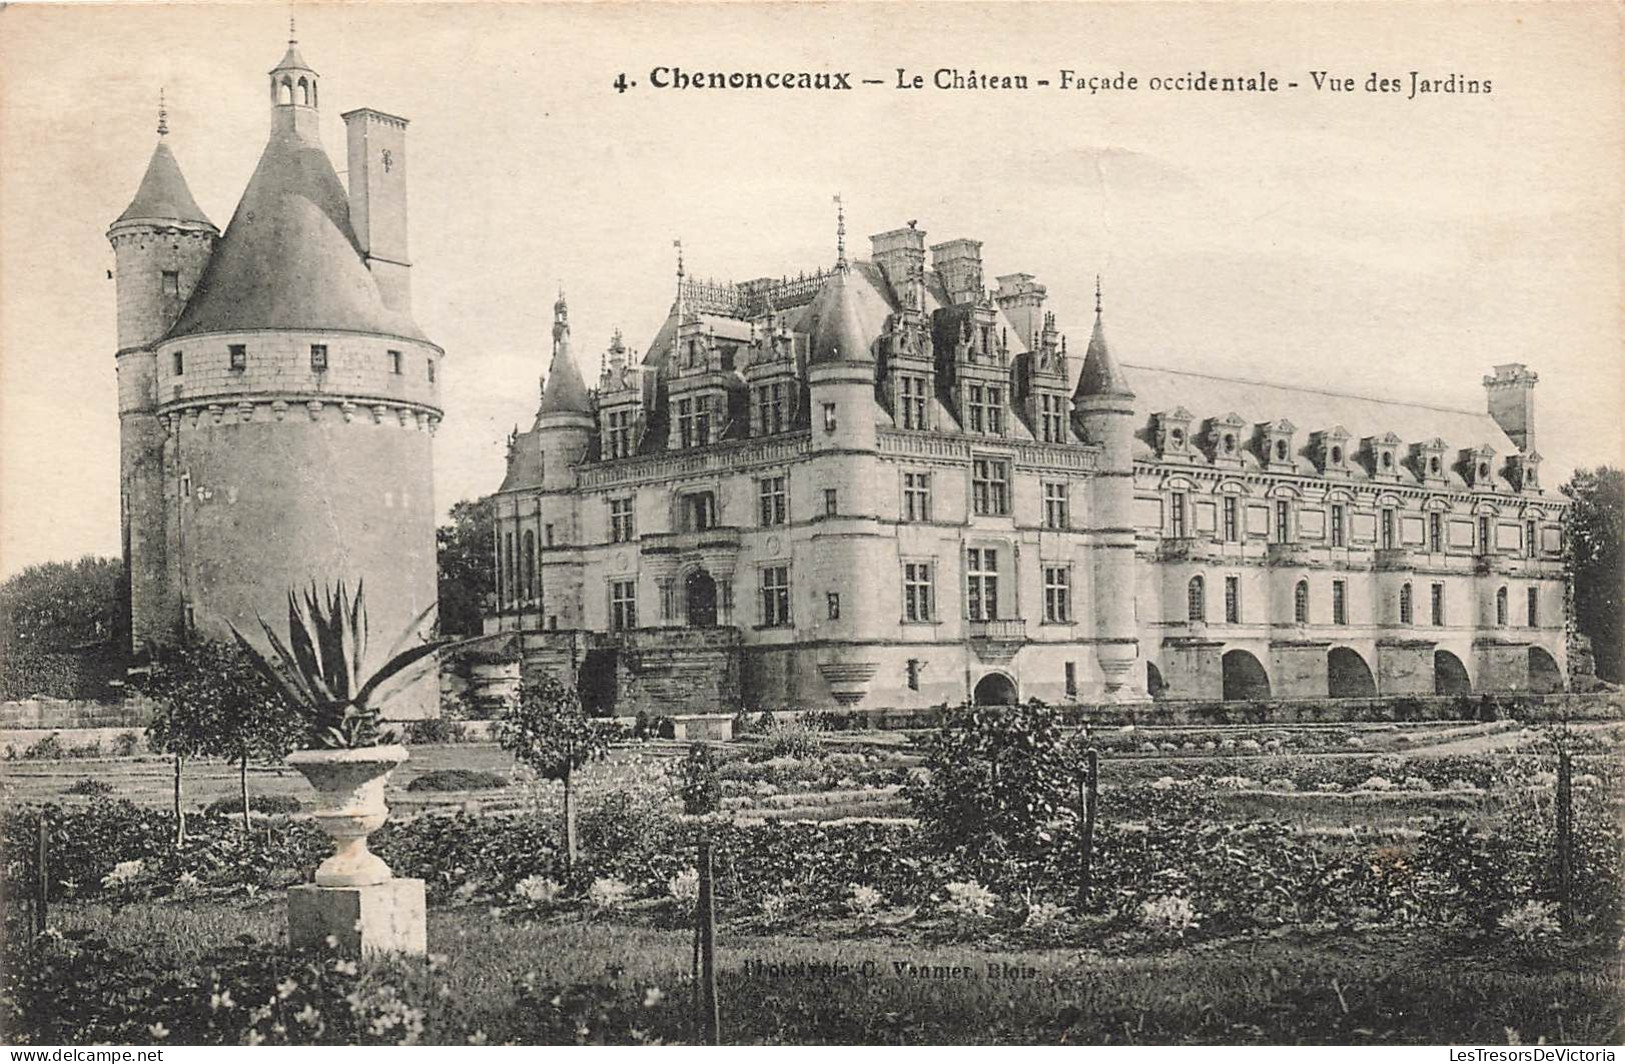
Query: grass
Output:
[[43, 898, 1622, 1044]]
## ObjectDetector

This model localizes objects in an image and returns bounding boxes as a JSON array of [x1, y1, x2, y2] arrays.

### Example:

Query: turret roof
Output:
[[165, 118, 426, 342], [806, 264, 888, 365], [113, 140, 214, 229], [538, 344, 592, 415], [1075, 313, 1135, 399]]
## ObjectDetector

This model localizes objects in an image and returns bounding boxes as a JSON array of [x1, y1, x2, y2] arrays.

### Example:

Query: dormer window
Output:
[[1156, 407, 1195, 459], [1209, 413, 1247, 467], [1275, 440, 1288, 461], [1313, 426, 1352, 475], [1464, 445, 1497, 491], [1171, 428, 1187, 448], [1259, 419, 1296, 470]]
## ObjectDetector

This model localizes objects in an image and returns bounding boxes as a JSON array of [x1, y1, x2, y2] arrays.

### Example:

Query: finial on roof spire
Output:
[[157, 88, 168, 136], [1094, 274, 1102, 317], [673, 238, 684, 282], [833, 193, 847, 271], [289, 15, 297, 42]]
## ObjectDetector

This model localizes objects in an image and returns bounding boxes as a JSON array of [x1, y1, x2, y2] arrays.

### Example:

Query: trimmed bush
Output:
[[202, 794, 302, 817], [404, 769, 509, 792]]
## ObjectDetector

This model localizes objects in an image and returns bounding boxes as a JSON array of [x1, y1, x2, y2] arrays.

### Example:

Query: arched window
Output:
[[298, 77, 310, 106], [1399, 582, 1413, 625], [278, 78, 293, 105], [1496, 586, 1508, 627], [1187, 576, 1205, 623], [522, 530, 537, 601], [1294, 580, 1309, 624]]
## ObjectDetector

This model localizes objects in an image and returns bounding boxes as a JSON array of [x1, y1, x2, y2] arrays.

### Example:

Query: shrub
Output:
[[405, 717, 469, 745], [753, 721, 823, 761], [667, 868, 699, 905], [513, 875, 563, 905], [942, 880, 997, 920], [1498, 900, 1561, 944], [202, 793, 303, 816], [586, 876, 631, 908], [64, 777, 114, 797], [404, 769, 508, 792], [846, 883, 883, 917], [1138, 894, 1200, 939], [678, 744, 721, 815], [112, 731, 143, 757]]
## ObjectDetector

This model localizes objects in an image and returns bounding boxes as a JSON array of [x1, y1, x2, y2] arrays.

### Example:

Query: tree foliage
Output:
[[0, 555, 123, 652], [437, 496, 495, 637], [138, 638, 300, 765], [904, 701, 1080, 883], [496, 675, 613, 783], [1562, 466, 1623, 683]]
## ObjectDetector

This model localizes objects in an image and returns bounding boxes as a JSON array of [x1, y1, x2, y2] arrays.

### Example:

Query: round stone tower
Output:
[[110, 31, 445, 717], [108, 95, 220, 651]]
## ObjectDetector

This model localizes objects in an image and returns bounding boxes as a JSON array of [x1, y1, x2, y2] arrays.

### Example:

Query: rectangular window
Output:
[[1332, 580, 1347, 625], [1330, 504, 1346, 547], [966, 548, 999, 621], [1042, 482, 1069, 530], [1170, 492, 1187, 538], [310, 344, 328, 371], [606, 410, 632, 459], [822, 402, 837, 432], [898, 374, 928, 430], [1380, 508, 1395, 549], [427, 358, 436, 384], [183, 603, 196, 632], [1043, 566, 1072, 624], [1527, 587, 1539, 627], [903, 472, 932, 523], [760, 565, 791, 627], [986, 388, 1003, 435], [1429, 513, 1443, 553], [1225, 575, 1241, 624], [758, 476, 787, 527], [972, 458, 1010, 516], [609, 580, 637, 632], [1478, 516, 1491, 554], [228, 344, 247, 371], [694, 394, 712, 445], [1526, 520, 1537, 559], [609, 497, 635, 543], [1400, 583, 1414, 625], [676, 398, 694, 448], [826, 592, 840, 620], [968, 384, 985, 433], [682, 492, 717, 533], [1222, 496, 1238, 542], [172, 350, 184, 375], [504, 533, 515, 608], [903, 561, 934, 622], [1064, 661, 1077, 698], [1040, 394, 1066, 444], [1431, 583, 1445, 626], [823, 488, 838, 517], [1274, 500, 1290, 544], [161, 270, 180, 297], [906, 658, 921, 691], [388, 350, 402, 375], [757, 382, 786, 435]]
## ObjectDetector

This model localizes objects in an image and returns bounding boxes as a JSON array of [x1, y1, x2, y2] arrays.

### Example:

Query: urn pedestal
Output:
[[285, 745, 425, 957]]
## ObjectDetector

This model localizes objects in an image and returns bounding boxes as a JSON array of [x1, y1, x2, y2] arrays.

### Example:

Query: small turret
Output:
[[268, 19, 320, 138], [535, 291, 595, 489]]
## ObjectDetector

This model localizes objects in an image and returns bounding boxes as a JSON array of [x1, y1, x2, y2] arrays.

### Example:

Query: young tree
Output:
[[1562, 467, 1623, 683], [496, 674, 613, 870], [139, 638, 301, 838], [437, 496, 495, 637]]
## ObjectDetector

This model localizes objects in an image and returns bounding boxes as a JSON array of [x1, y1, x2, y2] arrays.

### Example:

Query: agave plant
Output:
[[230, 580, 447, 749]]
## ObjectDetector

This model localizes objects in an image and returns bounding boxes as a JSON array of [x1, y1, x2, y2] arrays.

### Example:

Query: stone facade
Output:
[[109, 34, 444, 715], [489, 217, 1569, 712]]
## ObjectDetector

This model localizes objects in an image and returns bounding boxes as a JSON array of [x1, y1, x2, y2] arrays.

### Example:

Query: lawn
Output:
[[29, 898, 1622, 1045]]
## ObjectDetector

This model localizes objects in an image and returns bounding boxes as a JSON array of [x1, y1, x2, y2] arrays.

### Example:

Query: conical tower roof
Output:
[[114, 139, 213, 229], [538, 343, 591, 415], [1075, 286, 1134, 399], [807, 265, 877, 365], [165, 116, 425, 342]]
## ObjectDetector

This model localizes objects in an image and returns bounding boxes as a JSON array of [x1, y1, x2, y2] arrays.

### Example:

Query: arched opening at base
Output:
[[1147, 662, 1167, 699], [972, 672, 1018, 706], [1434, 650, 1472, 696], [1222, 650, 1271, 700], [684, 570, 717, 628], [1328, 647, 1377, 698], [1529, 646, 1564, 694]]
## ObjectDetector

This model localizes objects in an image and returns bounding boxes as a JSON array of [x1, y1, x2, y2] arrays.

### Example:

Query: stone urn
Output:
[[287, 745, 409, 887]]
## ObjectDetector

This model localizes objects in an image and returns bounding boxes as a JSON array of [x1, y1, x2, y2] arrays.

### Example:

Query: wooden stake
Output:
[[1080, 748, 1099, 908], [698, 835, 720, 1045], [1556, 747, 1573, 933], [34, 814, 48, 937]]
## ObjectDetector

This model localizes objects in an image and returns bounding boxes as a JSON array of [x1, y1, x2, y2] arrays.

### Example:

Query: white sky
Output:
[[1, 2, 1620, 577]]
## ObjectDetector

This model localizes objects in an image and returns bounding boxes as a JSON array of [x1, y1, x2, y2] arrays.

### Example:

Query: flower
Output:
[[333, 959, 358, 976], [1138, 894, 1200, 939], [643, 986, 665, 1008], [846, 883, 883, 917], [211, 989, 236, 1011], [101, 859, 145, 889], [148, 1023, 170, 1039], [175, 871, 201, 895], [942, 880, 997, 920], [586, 876, 631, 908], [758, 893, 789, 923], [515, 875, 563, 905], [295, 1005, 321, 1026], [243, 1030, 265, 1046], [667, 868, 700, 904], [1024, 900, 1070, 929], [1498, 900, 1561, 944], [276, 977, 299, 1000]]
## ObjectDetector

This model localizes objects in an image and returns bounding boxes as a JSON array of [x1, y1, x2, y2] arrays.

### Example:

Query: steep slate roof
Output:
[[1124, 363, 1518, 490], [537, 342, 592, 415], [165, 119, 425, 342], [806, 266, 879, 365], [498, 425, 545, 493], [114, 140, 213, 228], [1076, 314, 1134, 399]]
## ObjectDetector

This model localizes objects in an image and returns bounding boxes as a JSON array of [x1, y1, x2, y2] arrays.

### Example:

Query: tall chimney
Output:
[[929, 238, 984, 306], [1483, 363, 1538, 454], [342, 108, 411, 313]]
